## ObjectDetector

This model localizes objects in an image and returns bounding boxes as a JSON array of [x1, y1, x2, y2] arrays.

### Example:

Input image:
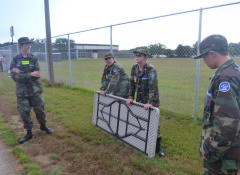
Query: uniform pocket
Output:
[[203, 109, 212, 127], [203, 91, 213, 127]]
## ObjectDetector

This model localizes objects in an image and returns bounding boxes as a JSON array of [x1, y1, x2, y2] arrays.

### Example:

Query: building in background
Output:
[[75, 44, 119, 59]]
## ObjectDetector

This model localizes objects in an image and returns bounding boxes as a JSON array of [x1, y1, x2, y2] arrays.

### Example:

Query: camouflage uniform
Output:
[[100, 61, 129, 98], [129, 63, 160, 107], [195, 35, 240, 174], [10, 53, 46, 130], [200, 59, 240, 174], [129, 63, 161, 137]]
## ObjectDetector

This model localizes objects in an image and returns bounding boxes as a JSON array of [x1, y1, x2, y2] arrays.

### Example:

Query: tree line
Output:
[[131, 42, 240, 58], [1, 38, 240, 58]]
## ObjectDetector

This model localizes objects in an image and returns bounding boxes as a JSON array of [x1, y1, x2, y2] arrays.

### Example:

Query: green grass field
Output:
[[40, 58, 215, 119], [0, 73, 204, 174], [1, 71, 240, 174]]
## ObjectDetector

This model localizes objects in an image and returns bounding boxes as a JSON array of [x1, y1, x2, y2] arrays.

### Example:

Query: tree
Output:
[[53, 38, 75, 51], [175, 44, 194, 58], [164, 49, 175, 57], [229, 43, 240, 57], [31, 39, 45, 53], [148, 43, 166, 57], [192, 41, 198, 56], [0, 42, 14, 47], [52, 38, 76, 60]]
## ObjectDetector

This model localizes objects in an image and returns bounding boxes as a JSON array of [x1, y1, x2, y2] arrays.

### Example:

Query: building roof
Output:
[[75, 43, 119, 50]]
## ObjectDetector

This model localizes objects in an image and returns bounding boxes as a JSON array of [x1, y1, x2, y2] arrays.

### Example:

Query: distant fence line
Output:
[[1, 2, 240, 119]]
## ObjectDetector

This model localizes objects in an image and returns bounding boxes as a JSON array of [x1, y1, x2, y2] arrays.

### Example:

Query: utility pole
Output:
[[10, 26, 14, 45], [44, 0, 54, 85]]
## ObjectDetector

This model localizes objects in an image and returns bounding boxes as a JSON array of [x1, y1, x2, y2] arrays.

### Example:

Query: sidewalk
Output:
[[0, 140, 20, 175]]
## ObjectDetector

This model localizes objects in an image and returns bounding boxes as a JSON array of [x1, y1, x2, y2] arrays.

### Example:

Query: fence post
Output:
[[17, 44, 19, 54], [68, 34, 72, 87], [194, 8, 203, 120], [9, 45, 12, 66], [44, 39, 49, 80], [110, 25, 113, 53], [44, 0, 54, 85]]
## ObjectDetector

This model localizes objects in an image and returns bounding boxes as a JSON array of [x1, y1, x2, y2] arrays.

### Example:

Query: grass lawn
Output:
[[0, 72, 206, 174], [40, 58, 215, 118], [2, 56, 240, 174]]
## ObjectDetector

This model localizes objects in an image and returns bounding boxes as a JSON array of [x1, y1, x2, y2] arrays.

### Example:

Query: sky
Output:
[[1, 0, 240, 50]]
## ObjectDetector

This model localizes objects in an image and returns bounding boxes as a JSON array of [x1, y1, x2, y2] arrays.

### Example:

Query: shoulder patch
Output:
[[113, 68, 117, 72], [219, 82, 230, 92], [150, 72, 155, 77]]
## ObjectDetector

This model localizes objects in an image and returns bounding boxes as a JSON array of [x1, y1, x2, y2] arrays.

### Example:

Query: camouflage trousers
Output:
[[17, 96, 46, 130], [157, 124, 161, 139], [204, 159, 239, 175]]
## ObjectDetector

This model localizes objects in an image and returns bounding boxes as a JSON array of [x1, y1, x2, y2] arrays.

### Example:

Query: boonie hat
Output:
[[104, 53, 114, 59], [133, 48, 148, 56], [18, 37, 32, 44], [194, 34, 228, 59]]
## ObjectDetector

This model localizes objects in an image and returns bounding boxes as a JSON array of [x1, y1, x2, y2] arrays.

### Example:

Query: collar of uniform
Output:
[[136, 62, 148, 72], [214, 59, 234, 77], [107, 61, 116, 68], [19, 53, 31, 59]]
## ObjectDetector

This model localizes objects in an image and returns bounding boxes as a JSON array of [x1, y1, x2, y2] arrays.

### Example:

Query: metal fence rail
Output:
[[1, 2, 240, 119]]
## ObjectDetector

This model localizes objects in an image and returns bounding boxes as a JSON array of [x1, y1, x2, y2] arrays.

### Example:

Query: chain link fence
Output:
[[1, 2, 240, 119]]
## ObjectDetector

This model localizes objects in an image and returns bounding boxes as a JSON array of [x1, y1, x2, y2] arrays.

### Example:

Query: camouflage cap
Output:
[[18, 37, 32, 44], [104, 52, 114, 59], [133, 48, 148, 56], [194, 34, 228, 59]]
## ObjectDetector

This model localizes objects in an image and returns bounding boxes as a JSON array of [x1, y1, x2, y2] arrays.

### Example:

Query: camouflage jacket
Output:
[[129, 63, 160, 107], [200, 59, 240, 168], [100, 61, 129, 98], [10, 54, 42, 97]]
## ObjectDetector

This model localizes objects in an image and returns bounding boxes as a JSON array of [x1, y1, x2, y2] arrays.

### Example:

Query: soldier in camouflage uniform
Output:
[[10, 37, 53, 144], [194, 35, 240, 174], [100, 53, 129, 98], [126, 48, 165, 157]]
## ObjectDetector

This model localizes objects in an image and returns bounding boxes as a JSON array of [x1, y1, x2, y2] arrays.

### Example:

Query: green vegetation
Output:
[[0, 113, 44, 175], [47, 167, 64, 175], [2, 57, 240, 174], [40, 58, 215, 118], [0, 73, 205, 174], [0, 116, 18, 145], [49, 154, 58, 160]]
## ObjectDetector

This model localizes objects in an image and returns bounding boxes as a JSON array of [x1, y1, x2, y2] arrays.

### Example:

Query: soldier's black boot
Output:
[[18, 130, 32, 144], [40, 125, 54, 134], [156, 137, 165, 157]]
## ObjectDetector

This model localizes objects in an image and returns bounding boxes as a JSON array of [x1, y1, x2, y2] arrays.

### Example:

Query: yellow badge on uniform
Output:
[[22, 61, 29, 65], [134, 76, 138, 83], [106, 75, 108, 79]]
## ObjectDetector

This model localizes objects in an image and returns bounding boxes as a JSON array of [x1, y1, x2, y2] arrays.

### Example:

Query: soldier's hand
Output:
[[144, 103, 152, 110], [127, 99, 133, 106], [31, 71, 40, 77], [12, 68, 20, 73], [201, 153, 207, 160], [100, 90, 106, 96]]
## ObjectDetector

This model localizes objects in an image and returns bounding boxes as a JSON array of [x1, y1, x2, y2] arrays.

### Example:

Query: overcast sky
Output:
[[1, 0, 240, 49]]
